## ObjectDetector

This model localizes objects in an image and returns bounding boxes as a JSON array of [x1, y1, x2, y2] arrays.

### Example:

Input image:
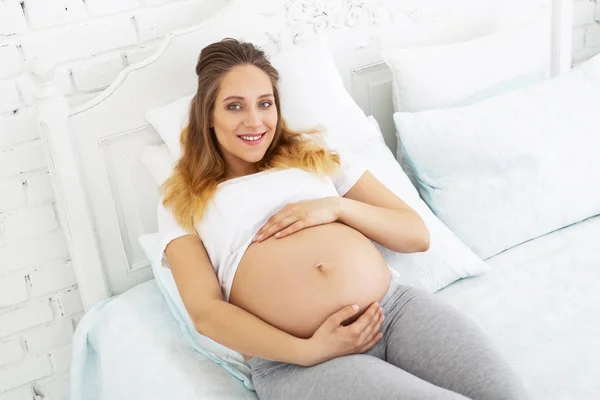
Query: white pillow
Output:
[[394, 53, 600, 260], [356, 119, 490, 291], [145, 36, 380, 159], [145, 96, 193, 162], [139, 144, 175, 186], [381, 13, 551, 113]]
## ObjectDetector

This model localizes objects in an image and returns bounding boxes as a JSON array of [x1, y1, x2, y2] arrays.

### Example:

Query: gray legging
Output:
[[248, 278, 529, 400]]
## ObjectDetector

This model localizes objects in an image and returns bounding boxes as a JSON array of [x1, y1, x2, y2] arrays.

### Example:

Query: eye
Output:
[[227, 103, 241, 111], [259, 101, 272, 108]]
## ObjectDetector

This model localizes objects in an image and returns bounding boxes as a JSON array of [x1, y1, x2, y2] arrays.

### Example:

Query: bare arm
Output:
[[253, 172, 429, 253], [165, 234, 307, 364], [340, 170, 430, 253], [165, 234, 383, 367]]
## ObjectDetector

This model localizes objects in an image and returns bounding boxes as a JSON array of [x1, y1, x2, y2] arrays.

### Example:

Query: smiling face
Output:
[[211, 64, 278, 179]]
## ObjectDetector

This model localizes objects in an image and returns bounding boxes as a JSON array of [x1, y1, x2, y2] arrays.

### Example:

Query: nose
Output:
[[244, 107, 261, 129]]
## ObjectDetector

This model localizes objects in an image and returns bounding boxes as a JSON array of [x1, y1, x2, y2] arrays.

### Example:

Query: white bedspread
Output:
[[438, 215, 600, 399], [71, 215, 600, 400], [70, 280, 258, 400]]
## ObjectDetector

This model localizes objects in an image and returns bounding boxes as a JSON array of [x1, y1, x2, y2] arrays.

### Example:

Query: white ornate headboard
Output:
[[34, 0, 573, 311]]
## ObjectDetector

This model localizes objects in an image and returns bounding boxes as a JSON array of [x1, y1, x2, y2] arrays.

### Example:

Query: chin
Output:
[[243, 152, 267, 164]]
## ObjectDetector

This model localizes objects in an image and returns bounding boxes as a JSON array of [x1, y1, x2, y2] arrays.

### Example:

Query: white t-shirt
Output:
[[157, 149, 367, 301]]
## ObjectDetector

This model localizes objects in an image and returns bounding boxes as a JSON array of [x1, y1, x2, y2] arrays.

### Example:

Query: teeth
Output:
[[241, 134, 262, 141]]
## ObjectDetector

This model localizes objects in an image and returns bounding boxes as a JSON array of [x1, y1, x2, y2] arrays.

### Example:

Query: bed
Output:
[[68, 213, 600, 399], [31, 0, 600, 399]]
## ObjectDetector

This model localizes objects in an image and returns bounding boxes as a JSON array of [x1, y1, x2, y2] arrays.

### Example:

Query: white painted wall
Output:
[[0, 1, 226, 399], [0, 0, 598, 399]]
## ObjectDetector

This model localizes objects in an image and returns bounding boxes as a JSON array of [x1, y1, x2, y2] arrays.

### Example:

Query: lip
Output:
[[238, 131, 266, 146]]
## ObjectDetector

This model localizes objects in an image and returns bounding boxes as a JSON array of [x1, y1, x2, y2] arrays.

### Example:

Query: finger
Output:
[[256, 215, 297, 242], [254, 216, 279, 240], [255, 208, 291, 234], [359, 309, 384, 345], [345, 302, 379, 333], [330, 304, 361, 326], [254, 214, 289, 241], [358, 332, 383, 354], [274, 221, 305, 239]]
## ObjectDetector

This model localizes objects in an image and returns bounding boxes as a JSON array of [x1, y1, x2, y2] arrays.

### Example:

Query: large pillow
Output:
[[381, 12, 551, 113], [145, 36, 380, 159], [394, 53, 600, 260], [355, 118, 490, 291]]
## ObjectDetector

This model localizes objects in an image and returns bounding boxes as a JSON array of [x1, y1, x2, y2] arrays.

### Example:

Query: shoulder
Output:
[[157, 200, 196, 238], [326, 142, 367, 196]]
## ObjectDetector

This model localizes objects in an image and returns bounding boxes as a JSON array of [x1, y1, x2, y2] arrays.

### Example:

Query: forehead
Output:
[[217, 64, 273, 99]]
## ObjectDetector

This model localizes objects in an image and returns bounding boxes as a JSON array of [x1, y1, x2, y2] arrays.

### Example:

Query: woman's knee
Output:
[[464, 365, 529, 400]]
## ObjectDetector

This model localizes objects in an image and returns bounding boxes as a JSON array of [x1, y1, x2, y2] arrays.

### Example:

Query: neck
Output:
[[225, 162, 259, 180]]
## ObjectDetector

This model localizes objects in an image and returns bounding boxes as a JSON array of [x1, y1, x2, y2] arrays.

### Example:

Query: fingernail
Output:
[[352, 304, 359, 310], [256, 235, 262, 241]]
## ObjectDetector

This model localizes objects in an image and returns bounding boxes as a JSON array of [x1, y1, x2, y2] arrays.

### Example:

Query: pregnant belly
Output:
[[229, 222, 391, 342]]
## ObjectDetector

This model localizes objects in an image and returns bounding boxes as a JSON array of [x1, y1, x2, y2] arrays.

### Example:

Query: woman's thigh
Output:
[[370, 282, 529, 400], [249, 354, 469, 400]]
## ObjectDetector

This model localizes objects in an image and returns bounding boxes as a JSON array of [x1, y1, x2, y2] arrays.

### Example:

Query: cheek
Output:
[[214, 112, 239, 137], [213, 113, 237, 149], [267, 109, 278, 128], [214, 110, 233, 129]]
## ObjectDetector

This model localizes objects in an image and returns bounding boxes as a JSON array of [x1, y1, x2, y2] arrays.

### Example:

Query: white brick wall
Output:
[[0, 44, 22, 79], [20, 319, 74, 355], [0, 275, 28, 308], [0, 301, 54, 338], [573, 0, 600, 64], [0, 0, 228, 398], [133, 0, 224, 41], [0, 2, 28, 36], [0, 338, 25, 368], [0, 0, 597, 398], [0, 179, 26, 213], [0, 386, 33, 400], [2, 205, 59, 244], [23, 0, 88, 30], [0, 110, 40, 148], [32, 372, 70, 400], [0, 356, 53, 393]]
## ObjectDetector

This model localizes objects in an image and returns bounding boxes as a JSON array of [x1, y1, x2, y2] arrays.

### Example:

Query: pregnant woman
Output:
[[158, 38, 528, 400]]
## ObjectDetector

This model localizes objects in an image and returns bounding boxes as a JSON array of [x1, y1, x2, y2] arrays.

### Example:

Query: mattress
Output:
[[71, 215, 600, 400]]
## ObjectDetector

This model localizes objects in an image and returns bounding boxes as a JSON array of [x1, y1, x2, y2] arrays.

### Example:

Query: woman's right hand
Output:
[[300, 302, 385, 367]]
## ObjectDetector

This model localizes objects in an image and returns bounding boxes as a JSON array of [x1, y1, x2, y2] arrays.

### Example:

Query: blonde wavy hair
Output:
[[161, 38, 341, 232]]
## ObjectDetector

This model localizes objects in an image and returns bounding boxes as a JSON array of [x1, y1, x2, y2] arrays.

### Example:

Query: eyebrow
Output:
[[222, 94, 274, 103]]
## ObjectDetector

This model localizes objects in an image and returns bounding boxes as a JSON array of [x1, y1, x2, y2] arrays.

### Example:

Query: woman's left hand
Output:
[[253, 197, 342, 242]]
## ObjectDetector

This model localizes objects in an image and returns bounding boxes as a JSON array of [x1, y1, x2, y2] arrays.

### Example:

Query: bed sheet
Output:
[[70, 279, 258, 400], [71, 215, 600, 400], [437, 215, 600, 400]]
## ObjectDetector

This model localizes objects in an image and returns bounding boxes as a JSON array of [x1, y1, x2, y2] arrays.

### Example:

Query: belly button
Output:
[[313, 262, 324, 271]]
